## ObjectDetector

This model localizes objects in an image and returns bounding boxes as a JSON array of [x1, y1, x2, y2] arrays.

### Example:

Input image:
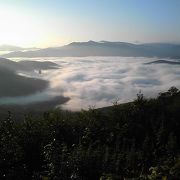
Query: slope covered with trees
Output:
[[0, 87, 180, 180]]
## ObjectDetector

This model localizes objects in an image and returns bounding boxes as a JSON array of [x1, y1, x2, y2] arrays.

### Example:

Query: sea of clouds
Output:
[[4, 57, 180, 110], [41, 56, 180, 110]]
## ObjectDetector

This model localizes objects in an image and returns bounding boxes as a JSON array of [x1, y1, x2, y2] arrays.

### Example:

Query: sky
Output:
[[0, 0, 180, 48]]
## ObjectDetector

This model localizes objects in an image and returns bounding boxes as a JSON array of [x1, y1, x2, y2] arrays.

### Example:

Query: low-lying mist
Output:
[[1, 56, 179, 110]]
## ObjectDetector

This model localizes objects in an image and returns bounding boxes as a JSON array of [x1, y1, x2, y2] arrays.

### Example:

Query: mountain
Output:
[[0, 57, 27, 71], [0, 44, 38, 54], [145, 59, 180, 65], [0, 66, 48, 98], [0, 44, 23, 51], [0, 58, 61, 98], [2, 41, 180, 58], [0, 57, 59, 72]]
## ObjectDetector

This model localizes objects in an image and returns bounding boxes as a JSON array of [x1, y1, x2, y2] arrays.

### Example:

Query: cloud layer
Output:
[[33, 56, 180, 110], [2, 57, 179, 110]]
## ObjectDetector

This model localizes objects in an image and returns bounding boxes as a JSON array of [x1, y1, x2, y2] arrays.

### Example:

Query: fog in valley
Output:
[[0, 56, 179, 111]]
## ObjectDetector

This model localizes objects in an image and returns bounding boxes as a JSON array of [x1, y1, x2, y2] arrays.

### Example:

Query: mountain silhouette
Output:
[[145, 59, 180, 65], [0, 58, 51, 97], [0, 58, 59, 72], [3, 41, 180, 58]]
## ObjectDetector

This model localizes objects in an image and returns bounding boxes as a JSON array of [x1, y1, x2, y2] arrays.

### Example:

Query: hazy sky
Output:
[[0, 0, 180, 47]]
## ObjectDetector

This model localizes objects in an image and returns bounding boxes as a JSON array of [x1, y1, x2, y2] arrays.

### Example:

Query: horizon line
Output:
[[0, 40, 180, 49]]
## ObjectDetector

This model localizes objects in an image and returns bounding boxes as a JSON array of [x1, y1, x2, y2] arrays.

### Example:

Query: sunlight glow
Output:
[[0, 0, 179, 47], [0, 8, 46, 47]]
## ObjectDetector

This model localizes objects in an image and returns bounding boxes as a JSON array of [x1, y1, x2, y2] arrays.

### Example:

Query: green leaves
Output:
[[0, 87, 180, 179]]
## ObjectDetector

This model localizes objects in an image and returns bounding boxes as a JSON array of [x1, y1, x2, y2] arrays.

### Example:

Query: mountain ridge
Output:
[[2, 41, 180, 58]]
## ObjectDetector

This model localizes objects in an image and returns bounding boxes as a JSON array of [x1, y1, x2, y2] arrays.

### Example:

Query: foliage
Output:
[[0, 87, 180, 179]]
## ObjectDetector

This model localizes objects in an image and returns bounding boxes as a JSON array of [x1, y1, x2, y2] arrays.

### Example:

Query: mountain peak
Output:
[[68, 40, 98, 46], [2, 41, 180, 58]]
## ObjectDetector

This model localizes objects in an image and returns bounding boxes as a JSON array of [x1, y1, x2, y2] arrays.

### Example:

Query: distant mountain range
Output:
[[0, 44, 38, 52], [0, 44, 23, 51], [2, 41, 180, 58]]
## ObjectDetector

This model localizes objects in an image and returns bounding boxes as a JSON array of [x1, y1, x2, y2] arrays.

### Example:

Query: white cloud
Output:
[[3, 57, 180, 110], [38, 57, 180, 110]]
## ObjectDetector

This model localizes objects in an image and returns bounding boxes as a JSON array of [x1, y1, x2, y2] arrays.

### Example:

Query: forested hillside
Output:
[[0, 87, 180, 180]]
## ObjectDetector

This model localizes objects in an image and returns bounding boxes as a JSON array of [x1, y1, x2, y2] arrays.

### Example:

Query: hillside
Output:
[[0, 57, 63, 98], [0, 66, 48, 98], [0, 57, 59, 72], [3, 41, 180, 58], [0, 87, 180, 179], [0, 58, 55, 98]]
